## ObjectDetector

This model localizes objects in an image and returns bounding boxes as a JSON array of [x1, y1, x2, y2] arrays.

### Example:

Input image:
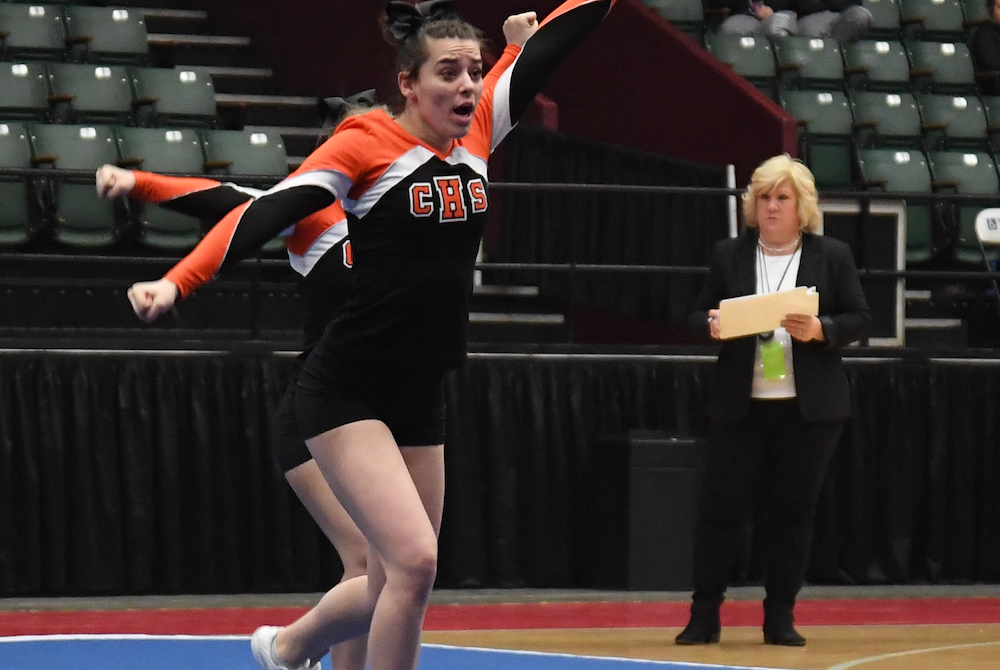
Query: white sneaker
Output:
[[250, 626, 320, 670]]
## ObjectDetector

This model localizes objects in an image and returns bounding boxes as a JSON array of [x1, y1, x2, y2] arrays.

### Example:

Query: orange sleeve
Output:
[[163, 182, 336, 297], [538, 0, 616, 28], [488, 44, 522, 83], [131, 170, 222, 204], [164, 201, 250, 297]]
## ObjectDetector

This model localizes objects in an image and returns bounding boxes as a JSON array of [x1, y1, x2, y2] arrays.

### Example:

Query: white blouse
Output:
[[751, 248, 802, 399]]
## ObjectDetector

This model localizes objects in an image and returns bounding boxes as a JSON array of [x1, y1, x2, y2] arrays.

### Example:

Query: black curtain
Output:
[[2, 352, 1000, 596]]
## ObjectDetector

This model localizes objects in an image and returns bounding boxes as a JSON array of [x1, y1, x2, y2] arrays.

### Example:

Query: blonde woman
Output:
[[677, 154, 871, 647]]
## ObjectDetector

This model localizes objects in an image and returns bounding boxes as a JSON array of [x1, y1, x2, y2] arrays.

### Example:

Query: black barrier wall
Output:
[[1, 351, 1000, 596]]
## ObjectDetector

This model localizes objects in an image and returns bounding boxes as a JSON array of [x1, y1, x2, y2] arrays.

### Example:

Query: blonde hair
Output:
[[742, 154, 821, 233]]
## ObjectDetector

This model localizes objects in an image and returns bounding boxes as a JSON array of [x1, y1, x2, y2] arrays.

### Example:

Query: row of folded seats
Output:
[[852, 147, 1000, 267], [707, 35, 984, 99], [784, 89, 1000, 184], [0, 121, 290, 252], [783, 87, 1000, 265], [645, 0, 990, 45], [0, 3, 149, 65], [0, 61, 218, 127]]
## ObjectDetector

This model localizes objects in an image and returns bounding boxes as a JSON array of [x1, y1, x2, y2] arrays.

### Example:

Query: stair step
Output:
[[904, 289, 932, 301], [147, 32, 253, 68], [245, 124, 325, 157], [140, 8, 210, 34], [469, 312, 565, 325], [216, 93, 317, 108], [203, 66, 274, 95], [473, 285, 539, 297], [467, 312, 569, 344], [904, 318, 963, 329], [216, 94, 320, 127], [904, 317, 968, 348], [148, 33, 252, 48]]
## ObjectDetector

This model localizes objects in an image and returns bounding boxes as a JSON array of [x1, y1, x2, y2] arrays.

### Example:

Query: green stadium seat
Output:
[[642, 0, 704, 41], [129, 66, 218, 128], [259, 233, 287, 257], [200, 129, 289, 255], [907, 41, 977, 94], [850, 90, 923, 148], [114, 126, 207, 251], [780, 89, 855, 188], [925, 150, 1000, 264], [842, 39, 911, 91], [705, 33, 777, 99], [915, 93, 989, 151], [114, 126, 205, 174], [0, 61, 52, 121], [200, 128, 289, 183], [0, 121, 37, 246], [773, 36, 845, 91], [960, 0, 991, 36], [862, 0, 903, 39], [46, 62, 134, 125], [972, 206, 1000, 278], [28, 123, 121, 248], [856, 148, 938, 264], [63, 5, 149, 65], [201, 128, 288, 258], [0, 4, 66, 61], [898, 0, 966, 41], [981, 95, 1000, 152]]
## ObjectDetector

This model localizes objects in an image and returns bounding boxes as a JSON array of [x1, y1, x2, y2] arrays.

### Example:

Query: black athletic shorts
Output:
[[295, 345, 447, 447], [271, 370, 313, 472]]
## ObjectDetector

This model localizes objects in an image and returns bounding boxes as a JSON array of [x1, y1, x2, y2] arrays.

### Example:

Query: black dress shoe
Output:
[[675, 616, 721, 645], [763, 598, 805, 646], [762, 622, 806, 646]]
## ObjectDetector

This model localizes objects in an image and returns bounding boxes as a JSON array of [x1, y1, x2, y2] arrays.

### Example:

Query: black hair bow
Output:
[[384, 0, 458, 41], [318, 88, 377, 129]]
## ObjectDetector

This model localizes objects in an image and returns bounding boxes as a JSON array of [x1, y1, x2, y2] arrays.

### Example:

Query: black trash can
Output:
[[587, 430, 704, 591]]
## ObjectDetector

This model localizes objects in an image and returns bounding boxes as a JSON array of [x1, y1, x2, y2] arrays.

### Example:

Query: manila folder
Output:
[[718, 286, 819, 340]]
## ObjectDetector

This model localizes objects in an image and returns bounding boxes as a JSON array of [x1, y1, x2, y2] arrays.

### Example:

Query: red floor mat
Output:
[[1, 597, 998, 636]]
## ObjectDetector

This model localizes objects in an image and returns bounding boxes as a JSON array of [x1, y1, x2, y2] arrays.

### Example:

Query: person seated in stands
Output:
[[794, 0, 871, 42], [710, 0, 870, 40], [973, 0, 1000, 95], [712, 0, 798, 37]]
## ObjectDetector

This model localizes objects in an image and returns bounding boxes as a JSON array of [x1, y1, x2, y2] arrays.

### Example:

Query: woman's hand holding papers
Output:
[[781, 314, 823, 342], [707, 309, 721, 340]]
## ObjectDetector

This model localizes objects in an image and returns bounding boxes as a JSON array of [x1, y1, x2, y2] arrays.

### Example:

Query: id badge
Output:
[[760, 338, 788, 380]]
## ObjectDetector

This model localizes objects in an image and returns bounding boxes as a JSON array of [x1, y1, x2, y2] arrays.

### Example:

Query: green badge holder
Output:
[[760, 339, 787, 380]]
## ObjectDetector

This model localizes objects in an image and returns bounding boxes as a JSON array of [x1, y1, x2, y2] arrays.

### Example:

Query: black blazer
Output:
[[688, 231, 871, 424]]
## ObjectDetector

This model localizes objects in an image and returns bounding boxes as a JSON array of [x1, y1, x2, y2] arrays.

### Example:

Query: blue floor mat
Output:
[[0, 635, 777, 670]]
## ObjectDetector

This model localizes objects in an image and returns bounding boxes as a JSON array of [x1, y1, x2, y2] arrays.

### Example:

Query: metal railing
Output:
[[1, 172, 998, 346]]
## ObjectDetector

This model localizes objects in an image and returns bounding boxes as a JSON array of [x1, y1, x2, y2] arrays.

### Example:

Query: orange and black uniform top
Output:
[[162, 0, 616, 367]]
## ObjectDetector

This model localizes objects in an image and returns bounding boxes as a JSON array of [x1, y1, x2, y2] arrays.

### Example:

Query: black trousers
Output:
[[691, 398, 843, 611]]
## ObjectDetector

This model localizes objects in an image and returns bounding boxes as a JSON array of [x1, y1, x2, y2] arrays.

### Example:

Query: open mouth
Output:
[[453, 102, 475, 121]]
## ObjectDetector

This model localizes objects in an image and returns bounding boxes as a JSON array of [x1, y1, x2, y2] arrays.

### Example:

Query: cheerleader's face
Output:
[[399, 37, 484, 150]]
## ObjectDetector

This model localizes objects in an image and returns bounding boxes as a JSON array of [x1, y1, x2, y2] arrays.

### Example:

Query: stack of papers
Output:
[[717, 286, 819, 340]]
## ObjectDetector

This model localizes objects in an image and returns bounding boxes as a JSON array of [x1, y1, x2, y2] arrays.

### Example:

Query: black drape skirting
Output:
[[1, 352, 999, 595]]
